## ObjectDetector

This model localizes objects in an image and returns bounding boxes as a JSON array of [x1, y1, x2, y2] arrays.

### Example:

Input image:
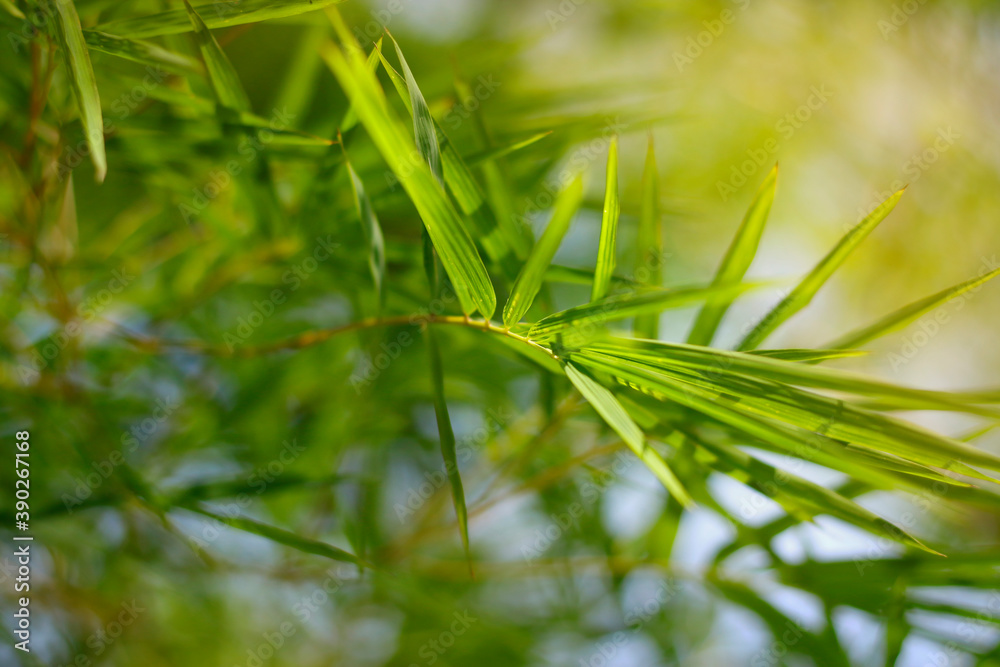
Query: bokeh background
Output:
[[2, 0, 1000, 665]]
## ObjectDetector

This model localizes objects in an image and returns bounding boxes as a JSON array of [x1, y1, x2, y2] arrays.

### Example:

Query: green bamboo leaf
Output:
[[464, 131, 552, 166], [503, 174, 584, 327], [591, 136, 620, 302], [692, 432, 942, 551], [580, 342, 1000, 482], [320, 14, 495, 319], [97, 0, 344, 39], [543, 264, 644, 289], [427, 329, 472, 570], [737, 188, 905, 350], [186, 504, 366, 566], [750, 349, 868, 362], [634, 135, 662, 340], [343, 152, 386, 316], [825, 265, 1000, 350], [386, 32, 442, 185], [49, 0, 106, 182], [574, 352, 965, 511], [183, 0, 250, 112], [83, 31, 203, 74], [340, 38, 384, 133], [585, 337, 995, 417], [378, 50, 520, 281], [527, 282, 755, 343], [688, 165, 778, 346], [564, 361, 692, 505]]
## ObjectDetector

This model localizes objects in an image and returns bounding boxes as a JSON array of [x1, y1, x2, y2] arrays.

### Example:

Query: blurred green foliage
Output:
[[2, 1, 1000, 666]]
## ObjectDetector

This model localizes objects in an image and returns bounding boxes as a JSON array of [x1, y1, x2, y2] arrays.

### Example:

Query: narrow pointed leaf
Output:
[[527, 282, 755, 343], [634, 135, 662, 339], [183, 0, 251, 112], [427, 330, 472, 569], [340, 39, 384, 133], [187, 504, 365, 566], [692, 434, 938, 555], [750, 349, 868, 362], [465, 131, 552, 166], [564, 362, 692, 506], [738, 188, 905, 350], [503, 174, 583, 327], [688, 165, 777, 346], [825, 265, 1000, 350], [386, 33, 442, 185], [344, 155, 385, 315], [97, 0, 345, 38], [84, 31, 203, 74], [320, 15, 495, 318], [50, 0, 106, 182], [379, 53, 520, 280], [591, 136, 620, 302]]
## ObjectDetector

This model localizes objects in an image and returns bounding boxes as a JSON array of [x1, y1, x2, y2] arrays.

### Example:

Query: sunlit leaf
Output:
[[503, 174, 583, 327], [688, 165, 777, 346], [591, 136, 620, 302], [737, 188, 905, 350]]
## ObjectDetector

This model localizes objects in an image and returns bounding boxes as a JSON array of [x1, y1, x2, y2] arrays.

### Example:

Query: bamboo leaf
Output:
[[564, 361, 692, 505], [503, 174, 583, 327], [186, 504, 366, 566], [183, 0, 251, 112], [825, 265, 1000, 350], [527, 282, 755, 343], [688, 165, 778, 346], [634, 134, 662, 339], [378, 51, 521, 281], [97, 0, 345, 39], [737, 188, 905, 350], [750, 349, 868, 362], [591, 136, 620, 302], [340, 38, 384, 133], [320, 13, 495, 319], [343, 152, 385, 315], [49, 0, 106, 182], [427, 329, 472, 571], [386, 32, 442, 185], [83, 31, 203, 74]]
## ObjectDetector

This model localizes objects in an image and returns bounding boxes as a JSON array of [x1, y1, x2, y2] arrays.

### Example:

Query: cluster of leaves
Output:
[[3, 1, 1000, 665]]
